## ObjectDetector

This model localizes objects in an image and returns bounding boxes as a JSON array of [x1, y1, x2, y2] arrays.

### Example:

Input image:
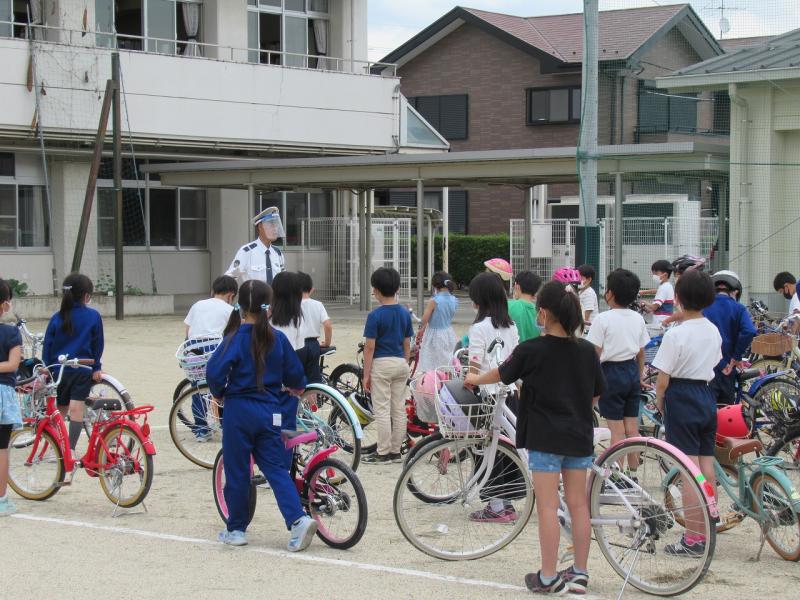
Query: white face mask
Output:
[[652, 274, 662, 284], [536, 310, 547, 330]]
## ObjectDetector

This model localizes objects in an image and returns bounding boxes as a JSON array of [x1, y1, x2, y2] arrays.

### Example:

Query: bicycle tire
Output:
[[169, 385, 221, 469], [589, 440, 715, 596], [393, 436, 534, 560], [173, 378, 192, 402], [766, 429, 800, 492], [305, 457, 368, 549], [96, 424, 154, 508], [402, 431, 444, 467], [299, 388, 361, 471], [751, 472, 800, 561], [664, 464, 742, 534], [7, 427, 64, 501], [212, 450, 258, 526], [328, 403, 376, 457], [329, 363, 363, 395], [83, 378, 135, 437]]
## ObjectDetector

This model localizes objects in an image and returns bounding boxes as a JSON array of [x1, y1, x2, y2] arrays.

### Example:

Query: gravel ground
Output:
[[1, 314, 797, 600]]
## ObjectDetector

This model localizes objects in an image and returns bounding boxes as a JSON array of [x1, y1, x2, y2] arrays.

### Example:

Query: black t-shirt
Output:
[[0, 323, 22, 387], [498, 335, 605, 457]]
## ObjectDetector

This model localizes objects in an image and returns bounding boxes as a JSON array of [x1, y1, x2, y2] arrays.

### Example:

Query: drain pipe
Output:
[[729, 83, 751, 299]]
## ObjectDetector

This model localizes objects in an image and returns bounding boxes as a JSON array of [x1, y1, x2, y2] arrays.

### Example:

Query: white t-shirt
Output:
[[271, 320, 305, 351], [184, 298, 234, 338], [468, 317, 519, 373], [790, 293, 800, 314], [652, 281, 675, 324], [651, 318, 722, 382], [299, 298, 330, 340], [586, 308, 650, 363], [579, 286, 599, 322]]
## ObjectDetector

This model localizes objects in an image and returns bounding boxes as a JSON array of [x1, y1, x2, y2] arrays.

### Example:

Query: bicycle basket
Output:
[[643, 336, 662, 365], [435, 377, 496, 439], [750, 333, 793, 357], [176, 336, 222, 382], [16, 376, 47, 421]]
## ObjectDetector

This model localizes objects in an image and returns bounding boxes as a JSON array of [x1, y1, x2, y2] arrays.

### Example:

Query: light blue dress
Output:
[[418, 292, 459, 373]]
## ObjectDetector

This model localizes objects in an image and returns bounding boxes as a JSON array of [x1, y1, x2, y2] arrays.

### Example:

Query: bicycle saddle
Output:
[[720, 436, 763, 461], [90, 398, 122, 412], [320, 346, 337, 356]]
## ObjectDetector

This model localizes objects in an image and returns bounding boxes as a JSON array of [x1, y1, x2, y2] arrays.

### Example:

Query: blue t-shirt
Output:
[[363, 304, 414, 359], [0, 323, 22, 387]]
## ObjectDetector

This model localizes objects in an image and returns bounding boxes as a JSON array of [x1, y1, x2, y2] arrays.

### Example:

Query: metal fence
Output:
[[298, 217, 412, 303], [511, 217, 720, 293]]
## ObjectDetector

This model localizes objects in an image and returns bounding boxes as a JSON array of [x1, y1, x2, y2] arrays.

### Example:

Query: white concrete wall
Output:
[[207, 187, 251, 278], [98, 250, 211, 296], [1, 253, 54, 295]]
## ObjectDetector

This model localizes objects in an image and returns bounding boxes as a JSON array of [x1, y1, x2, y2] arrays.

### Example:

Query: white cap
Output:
[[253, 206, 280, 226]]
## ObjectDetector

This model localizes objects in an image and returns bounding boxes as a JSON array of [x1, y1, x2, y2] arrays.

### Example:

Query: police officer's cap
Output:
[[253, 206, 280, 226]]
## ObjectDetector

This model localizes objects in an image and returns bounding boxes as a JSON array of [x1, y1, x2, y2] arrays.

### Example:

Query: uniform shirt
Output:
[[363, 304, 414, 359], [586, 308, 650, 363], [579, 286, 599, 323], [468, 317, 519, 373], [652, 281, 675, 324], [703, 294, 757, 370], [184, 298, 234, 338], [790, 293, 800, 314], [43, 304, 104, 373], [507, 299, 539, 342], [271, 319, 305, 351], [299, 298, 330, 340], [498, 336, 605, 457], [652, 318, 722, 382], [225, 238, 284, 284], [206, 324, 305, 404], [0, 324, 22, 387]]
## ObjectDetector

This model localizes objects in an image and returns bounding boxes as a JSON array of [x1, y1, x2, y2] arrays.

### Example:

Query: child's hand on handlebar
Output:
[[92, 370, 104, 383]]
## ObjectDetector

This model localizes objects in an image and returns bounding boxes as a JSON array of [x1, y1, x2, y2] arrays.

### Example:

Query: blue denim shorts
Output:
[[528, 450, 593, 473]]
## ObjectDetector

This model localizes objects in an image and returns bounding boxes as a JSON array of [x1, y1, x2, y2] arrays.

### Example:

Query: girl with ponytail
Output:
[[466, 280, 605, 594], [206, 279, 317, 551], [42, 273, 104, 453], [416, 271, 459, 373]]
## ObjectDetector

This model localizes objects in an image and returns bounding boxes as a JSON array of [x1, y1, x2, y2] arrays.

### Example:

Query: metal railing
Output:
[[0, 20, 397, 77]]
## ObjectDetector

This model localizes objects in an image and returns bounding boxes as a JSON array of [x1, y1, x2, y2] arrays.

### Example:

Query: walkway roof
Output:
[[144, 142, 729, 190]]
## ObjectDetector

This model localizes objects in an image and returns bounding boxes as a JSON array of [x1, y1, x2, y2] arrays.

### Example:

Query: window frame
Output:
[[525, 86, 582, 126], [0, 180, 51, 252], [406, 94, 469, 141], [637, 83, 699, 135], [247, 0, 329, 66]]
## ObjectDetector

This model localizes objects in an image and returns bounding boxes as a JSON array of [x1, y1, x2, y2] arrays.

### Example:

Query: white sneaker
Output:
[[0, 496, 18, 516], [287, 515, 317, 552]]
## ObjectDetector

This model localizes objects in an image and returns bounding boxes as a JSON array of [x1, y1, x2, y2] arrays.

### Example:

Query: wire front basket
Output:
[[176, 336, 222, 382], [16, 375, 47, 421], [434, 368, 497, 439]]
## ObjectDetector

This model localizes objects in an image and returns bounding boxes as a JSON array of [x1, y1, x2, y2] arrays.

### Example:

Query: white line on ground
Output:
[[10, 513, 601, 598]]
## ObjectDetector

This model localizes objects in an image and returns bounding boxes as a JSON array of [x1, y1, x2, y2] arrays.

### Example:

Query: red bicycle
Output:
[[9, 357, 156, 510]]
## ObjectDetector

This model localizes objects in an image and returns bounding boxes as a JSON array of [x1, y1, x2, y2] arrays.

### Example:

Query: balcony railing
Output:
[[0, 20, 397, 77]]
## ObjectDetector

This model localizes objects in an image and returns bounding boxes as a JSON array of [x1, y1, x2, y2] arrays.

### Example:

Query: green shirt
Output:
[[508, 299, 540, 342]]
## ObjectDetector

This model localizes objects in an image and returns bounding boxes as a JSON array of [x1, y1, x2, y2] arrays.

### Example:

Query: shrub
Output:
[[6, 278, 28, 297], [411, 234, 509, 287]]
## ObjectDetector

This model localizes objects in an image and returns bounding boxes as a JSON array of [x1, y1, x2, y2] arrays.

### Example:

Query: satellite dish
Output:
[[720, 16, 731, 34]]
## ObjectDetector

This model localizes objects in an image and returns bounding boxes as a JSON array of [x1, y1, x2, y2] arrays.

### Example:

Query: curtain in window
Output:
[[181, 2, 200, 57], [29, 0, 42, 39], [312, 19, 327, 70]]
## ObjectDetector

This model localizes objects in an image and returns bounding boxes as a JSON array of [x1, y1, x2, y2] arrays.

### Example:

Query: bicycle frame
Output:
[[714, 455, 800, 521], [303, 382, 363, 440]]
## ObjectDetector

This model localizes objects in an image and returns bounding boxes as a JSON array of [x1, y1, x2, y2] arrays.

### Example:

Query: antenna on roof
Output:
[[703, 1, 742, 39]]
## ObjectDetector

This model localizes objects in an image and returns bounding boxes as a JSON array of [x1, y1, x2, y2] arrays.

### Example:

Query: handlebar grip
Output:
[[487, 338, 504, 354], [76, 359, 95, 366]]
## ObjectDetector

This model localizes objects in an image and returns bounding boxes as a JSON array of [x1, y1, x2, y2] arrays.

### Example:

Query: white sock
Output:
[[489, 498, 505, 511], [0, 494, 6, 501]]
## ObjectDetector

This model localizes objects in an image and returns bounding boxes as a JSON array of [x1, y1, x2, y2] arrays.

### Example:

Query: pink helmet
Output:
[[417, 369, 448, 396], [484, 258, 513, 281], [553, 266, 581, 285]]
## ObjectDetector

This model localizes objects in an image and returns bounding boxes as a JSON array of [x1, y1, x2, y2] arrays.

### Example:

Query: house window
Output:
[[712, 91, 730, 135], [638, 85, 698, 133], [0, 183, 50, 249], [247, 0, 329, 68], [526, 87, 581, 125], [95, 0, 202, 55], [407, 95, 468, 140]]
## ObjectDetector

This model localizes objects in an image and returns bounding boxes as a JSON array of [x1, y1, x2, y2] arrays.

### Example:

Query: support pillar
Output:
[[365, 189, 373, 308], [524, 187, 533, 271], [416, 179, 424, 316], [442, 187, 449, 273], [614, 172, 624, 269]]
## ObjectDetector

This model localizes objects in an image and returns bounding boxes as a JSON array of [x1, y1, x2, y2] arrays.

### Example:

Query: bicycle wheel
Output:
[[750, 378, 800, 437], [589, 440, 715, 596], [751, 472, 800, 561], [7, 427, 64, 501], [393, 436, 534, 560], [766, 430, 800, 492], [664, 464, 743, 534], [305, 457, 367, 549], [329, 363, 363, 395], [403, 431, 444, 467], [83, 378, 135, 435], [169, 385, 222, 469], [328, 402, 376, 457], [173, 378, 192, 402], [212, 450, 257, 525], [299, 388, 361, 471], [96, 425, 154, 508]]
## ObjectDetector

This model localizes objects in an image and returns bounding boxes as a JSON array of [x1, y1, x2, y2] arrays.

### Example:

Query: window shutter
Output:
[[669, 94, 697, 131], [438, 95, 468, 140], [389, 191, 416, 207], [447, 190, 468, 233], [638, 86, 668, 132], [414, 97, 441, 131]]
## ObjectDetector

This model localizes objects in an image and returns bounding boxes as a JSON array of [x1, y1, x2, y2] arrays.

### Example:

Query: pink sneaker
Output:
[[468, 503, 518, 523]]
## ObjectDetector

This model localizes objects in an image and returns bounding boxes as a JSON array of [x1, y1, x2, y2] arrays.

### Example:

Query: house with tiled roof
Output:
[[377, 4, 729, 234]]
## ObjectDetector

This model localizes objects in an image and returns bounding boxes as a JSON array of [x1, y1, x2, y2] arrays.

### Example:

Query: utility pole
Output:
[[112, 52, 124, 320]]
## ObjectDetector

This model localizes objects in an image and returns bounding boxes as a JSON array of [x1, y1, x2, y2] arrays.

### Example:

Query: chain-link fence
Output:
[[298, 217, 411, 303]]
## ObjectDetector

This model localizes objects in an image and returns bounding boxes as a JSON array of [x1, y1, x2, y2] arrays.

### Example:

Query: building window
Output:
[[638, 85, 698, 134], [0, 183, 50, 249], [712, 91, 730, 135], [407, 95, 468, 140], [258, 190, 332, 246], [247, 0, 329, 68], [526, 87, 581, 125]]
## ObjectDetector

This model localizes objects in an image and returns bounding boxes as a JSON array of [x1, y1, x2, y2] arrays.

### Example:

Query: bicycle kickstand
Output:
[[752, 523, 769, 562]]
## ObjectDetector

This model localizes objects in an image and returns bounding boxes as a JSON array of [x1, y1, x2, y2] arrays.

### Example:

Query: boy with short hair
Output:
[[773, 271, 800, 314], [653, 270, 721, 557], [508, 271, 542, 342], [297, 272, 333, 384], [577, 264, 599, 324], [586, 269, 649, 472], [184, 275, 238, 339], [645, 259, 675, 326], [362, 267, 414, 464]]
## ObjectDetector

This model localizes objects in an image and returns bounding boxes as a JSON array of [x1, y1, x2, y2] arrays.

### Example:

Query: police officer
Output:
[[226, 206, 286, 285]]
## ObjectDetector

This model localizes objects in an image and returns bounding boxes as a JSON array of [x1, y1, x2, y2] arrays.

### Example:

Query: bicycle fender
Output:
[[302, 445, 338, 478], [101, 373, 130, 397], [746, 371, 793, 395], [106, 421, 157, 455], [750, 466, 800, 511], [305, 382, 363, 440]]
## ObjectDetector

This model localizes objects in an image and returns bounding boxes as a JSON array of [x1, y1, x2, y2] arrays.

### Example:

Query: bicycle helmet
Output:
[[484, 258, 513, 281], [716, 404, 749, 444], [712, 270, 743, 298], [671, 254, 706, 275], [553, 266, 582, 287]]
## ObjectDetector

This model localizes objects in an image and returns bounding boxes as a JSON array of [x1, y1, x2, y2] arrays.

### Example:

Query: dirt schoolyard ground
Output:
[[2, 310, 798, 600]]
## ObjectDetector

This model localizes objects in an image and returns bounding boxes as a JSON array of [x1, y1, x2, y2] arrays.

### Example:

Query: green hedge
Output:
[[411, 234, 509, 287]]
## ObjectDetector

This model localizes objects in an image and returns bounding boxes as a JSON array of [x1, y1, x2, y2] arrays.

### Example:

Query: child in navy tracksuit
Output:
[[703, 271, 756, 404], [206, 279, 317, 551], [42, 273, 104, 452]]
